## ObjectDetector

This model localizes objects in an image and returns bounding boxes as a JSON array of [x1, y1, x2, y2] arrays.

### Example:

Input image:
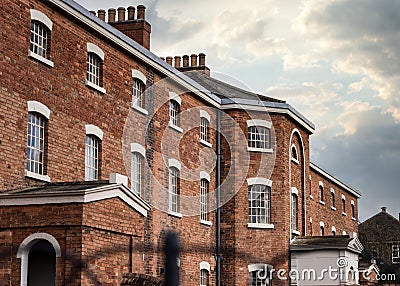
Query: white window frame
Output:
[[200, 261, 210, 286], [319, 181, 325, 205], [131, 143, 145, 196], [85, 124, 103, 181], [200, 110, 212, 147], [291, 144, 299, 164], [342, 194, 347, 216], [291, 187, 299, 235], [17, 232, 61, 286], [200, 171, 211, 226], [247, 120, 272, 153], [168, 92, 182, 133], [392, 244, 400, 264], [330, 188, 336, 210], [25, 101, 51, 182], [86, 43, 106, 94], [248, 264, 272, 286], [29, 9, 54, 67], [247, 177, 273, 229], [168, 159, 182, 217], [132, 69, 147, 115], [320, 221, 325, 236], [351, 200, 356, 220], [332, 226, 336, 236]]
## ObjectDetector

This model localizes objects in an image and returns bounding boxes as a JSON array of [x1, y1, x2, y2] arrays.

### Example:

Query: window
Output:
[[248, 185, 271, 225], [170, 100, 180, 126], [200, 262, 210, 286], [247, 120, 272, 152], [330, 188, 335, 209], [291, 144, 299, 163], [86, 43, 105, 93], [131, 143, 145, 196], [169, 167, 180, 213], [29, 10, 53, 67], [85, 124, 103, 181], [200, 178, 209, 222], [200, 110, 211, 146], [319, 182, 324, 203], [320, 222, 325, 236], [351, 201, 356, 218], [392, 244, 400, 264], [26, 101, 50, 182], [342, 195, 346, 215], [132, 79, 145, 109], [248, 264, 272, 286], [291, 192, 299, 233], [332, 226, 336, 236]]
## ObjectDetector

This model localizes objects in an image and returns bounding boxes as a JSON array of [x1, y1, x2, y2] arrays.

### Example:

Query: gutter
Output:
[[216, 109, 222, 286]]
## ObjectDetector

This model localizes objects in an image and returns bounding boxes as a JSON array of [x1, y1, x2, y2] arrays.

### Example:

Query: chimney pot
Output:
[[174, 56, 181, 68], [127, 6, 136, 20], [182, 55, 189, 67], [97, 9, 106, 21], [199, 53, 206, 66], [381, 207, 387, 213], [137, 5, 146, 20], [108, 8, 116, 23], [190, 54, 198, 67], [117, 7, 126, 22], [166, 56, 173, 66]]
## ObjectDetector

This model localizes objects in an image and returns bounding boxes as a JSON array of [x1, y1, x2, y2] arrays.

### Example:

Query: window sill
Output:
[[28, 51, 54, 67], [292, 230, 301, 236], [319, 200, 325, 206], [352, 217, 357, 221], [342, 212, 347, 216], [25, 170, 51, 182], [168, 211, 183, 218], [247, 223, 274, 229], [309, 195, 313, 199], [168, 122, 183, 133], [247, 147, 273, 153], [200, 220, 212, 226], [85, 80, 106, 94], [200, 139, 212, 148], [291, 158, 299, 164], [132, 104, 148, 115], [331, 206, 337, 211]]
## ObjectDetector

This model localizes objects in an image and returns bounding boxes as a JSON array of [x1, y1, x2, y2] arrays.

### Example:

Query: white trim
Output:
[[292, 230, 301, 236], [351, 200, 355, 205], [291, 187, 299, 196], [132, 69, 146, 85], [309, 217, 312, 223], [0, 184, 150, 216], [130, 143, 146, 157], [85, 124, 103, 140], [246, 119, 272, 128], [319, 181, 324, 187], [109, 173, 128, 187], [168, 122, 183, 133], [25, 170, 51, 182], [331, 206, 337, 211], [247, 223, 274, 229], [132, 104, 148, 115], [247, 147, 273, 153], [27, 101, 50, 119], [342, 194, 346, 200], [169, 92, 181, 106], [200, 261, 211, 272], [87, 42, 104, 61], [320, 221, 325, 227], [200, 171, 210, 182], [85, 80, 106, 94], [168, 211, 183, 218], [343, 231, 347, 235], [247, 177, 272, 187], [330, 188, 335, 193], [319, 200, 325, 206], [200, 220, 212, 226], [310, 163, 361, 198], [332, 226, 337, 233], [291, 144, 299, 163], [28, 51, 54, 67], [168, 158, 181, 171], [248, 264, 269, 273], [200, 110, 211, 122], [200, 139, 212, 148], [342, 212, 347, 216], [30, 9, 53, 30], [17, 232, 61, 286]]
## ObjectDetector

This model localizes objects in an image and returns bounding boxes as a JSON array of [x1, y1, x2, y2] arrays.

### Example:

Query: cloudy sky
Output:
[[75, 0, 400, 222]]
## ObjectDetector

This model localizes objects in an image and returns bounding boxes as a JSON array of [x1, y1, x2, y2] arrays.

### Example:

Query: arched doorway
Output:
[[27, 240, 56, 286]]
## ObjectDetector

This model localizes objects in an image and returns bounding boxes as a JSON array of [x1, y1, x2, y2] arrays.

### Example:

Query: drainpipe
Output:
[[216, 109, 222, 286]]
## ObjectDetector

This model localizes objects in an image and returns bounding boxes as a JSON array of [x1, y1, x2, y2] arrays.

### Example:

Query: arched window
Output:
[[330, 188, 336, 209], [319, 181, 324, 203], [247, 178, 273, 227], [247, 119, 272, 152], [132, 79, 145, 109], [332, 226, 336, 236], [351, 200, 356, 219], [26, 101, 51, 182], [168, 158, 181, 215], [29, 10, 54, 67], [291, 187, 299, 234], [200, 110, 211, 146], [200, 261, 210, 286], [200, 173, 210, 223], [17, 233, 61, 286], [291, 144, 299, 163], [169, 92, 182, 131], [86, 43, 105, 93], [131, 143, 145, 196], [320, 222, 325, 236], [85, 124, 103, 181], [342, 195, 346, 215]]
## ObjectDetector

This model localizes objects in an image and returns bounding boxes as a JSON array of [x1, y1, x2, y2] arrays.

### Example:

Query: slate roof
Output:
[[185, 71, 285, 103], [359, 209, 400, 242], [291, 235, 364, 253]]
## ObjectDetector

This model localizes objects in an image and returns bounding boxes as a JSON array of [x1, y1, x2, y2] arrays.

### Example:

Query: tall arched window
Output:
[[291, 187, 299, 235], [85, 124, 103, 181], [132, 70, 147, 112], [29, 9, 54, 67], [131, 143, 146, 196], [86, 43, 105, 93], [200, 261, 210, 286], [168, 158, 181, 215], [247, 178, 273, 228]]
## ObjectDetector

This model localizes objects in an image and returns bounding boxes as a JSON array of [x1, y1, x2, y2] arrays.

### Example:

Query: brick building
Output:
[[0, 0, 361, 285]]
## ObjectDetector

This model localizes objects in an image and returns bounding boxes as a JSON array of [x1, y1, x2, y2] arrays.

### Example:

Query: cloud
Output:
[[283, 51, 320, 71]]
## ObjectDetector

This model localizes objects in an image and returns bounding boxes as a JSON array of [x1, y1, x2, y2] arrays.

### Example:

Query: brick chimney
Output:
[[170, 53, 210, 75], [381, 206, 387, 213], [96, 5, 152, 50]]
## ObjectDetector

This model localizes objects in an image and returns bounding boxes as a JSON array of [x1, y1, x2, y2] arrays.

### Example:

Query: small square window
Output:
[[248, 126, 270, 150]]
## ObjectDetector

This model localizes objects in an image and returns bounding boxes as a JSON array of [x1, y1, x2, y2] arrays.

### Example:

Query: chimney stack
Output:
[[104, 5, 151, 50], [117, 7, 126, 22], [174, 56, 181, 68], [182, 55, 189, 67], [172, 53, 210, 75], [166, 56, 173, 66], [381, 207, 387, 213], [199, 53, 206, 66], [97, 9, 106, 21], [191, 54, 198, 67]]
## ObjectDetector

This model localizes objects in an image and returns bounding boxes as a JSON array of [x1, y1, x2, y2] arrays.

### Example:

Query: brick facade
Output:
[[0, 0, 361, 285]]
